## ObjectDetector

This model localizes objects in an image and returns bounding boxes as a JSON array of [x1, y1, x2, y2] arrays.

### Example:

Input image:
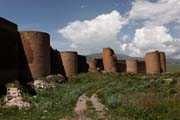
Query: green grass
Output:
[[0, 72, 180, 120], [97, 73, 180, 120], [0, 72, 110, 120], [84, 100, 98, 120], [167, 64, 180, 72]]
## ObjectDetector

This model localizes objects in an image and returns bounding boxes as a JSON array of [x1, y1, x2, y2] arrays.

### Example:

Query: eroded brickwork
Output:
[[60, 51, 78, 77], [20, 31, 51, 79], [145, 51, 161, 74], [126, 60, 138, 73], [102, 48, 117, 73]]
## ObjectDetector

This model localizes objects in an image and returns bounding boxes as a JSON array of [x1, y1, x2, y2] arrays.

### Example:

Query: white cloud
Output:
[[58, 10, 127, 54], [121, 26, 180, 58], [122, 34, 130, 42], [55, 0, 180, 59], [120, 0, 180, 58], [133, 26, 172, 50], [129, 0, 180, 25]]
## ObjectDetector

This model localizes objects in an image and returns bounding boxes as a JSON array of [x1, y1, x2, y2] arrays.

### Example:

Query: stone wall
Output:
[[160, 52, 166, 72], [145, 51, 161, 74], [50, 48, 64, 75], [126, 60, 138, 73], [20, 31, 51, 79], [0, 18, 19, 85], [137, 61, 146, 73], [78, 55, 88, 73], [117, 60, 126, 73], [60, 51, 78, 77], [102, 48, 117, 73]]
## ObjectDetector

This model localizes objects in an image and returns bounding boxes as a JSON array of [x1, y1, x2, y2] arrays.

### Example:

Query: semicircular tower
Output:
[[60, 51, 78, 77], [126, 60, 138, 73], [102, 48, 117, 73], [145, 51, 161, 74], [20, 31, 51, 79]]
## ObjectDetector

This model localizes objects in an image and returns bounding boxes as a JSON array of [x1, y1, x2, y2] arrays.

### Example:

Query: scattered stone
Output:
[[163, 78, 177, 84], [102, 71, 107, 74], [89, 70, 98, 73], [141, 76, 147, 79], [33, 80, 55, 89], [46, 75, 54, 79], [97, 67, 101, 72], [3, 86, 30, 109], [33, 74, 66, 89], [150, 79, 155, 83], [164, 78, 173, 82], [46, 74, 66, 83]]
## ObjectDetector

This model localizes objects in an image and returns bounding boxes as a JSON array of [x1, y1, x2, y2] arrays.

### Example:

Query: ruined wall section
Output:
[[20, 31, 51, 79], [60, 51, 78, 77], [102, 48, 117, 73], [145, 51, 161, 74], [126, 60, 138, 73]]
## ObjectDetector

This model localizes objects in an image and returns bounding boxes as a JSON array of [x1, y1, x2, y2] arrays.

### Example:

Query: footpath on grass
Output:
[[60, 91, 111, 120]]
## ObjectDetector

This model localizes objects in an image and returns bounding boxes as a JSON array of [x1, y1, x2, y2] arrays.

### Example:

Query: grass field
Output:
[[167, 64, 180, 73], [0, 72, 180, 120]]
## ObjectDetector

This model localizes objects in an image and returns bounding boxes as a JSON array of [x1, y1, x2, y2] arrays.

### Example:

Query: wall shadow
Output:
[[50, 48, 66, 76], [78, 55, 88, 73], [138, 61, 146, 74], [17, 32, 34, 85], [94, 58, 104, 71], [117, 60, 127, 73], [0, 26, 36, 96]]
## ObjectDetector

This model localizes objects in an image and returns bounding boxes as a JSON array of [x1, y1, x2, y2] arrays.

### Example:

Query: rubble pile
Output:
[[33, 74, 66, 89], [3, 86, 30, 109]]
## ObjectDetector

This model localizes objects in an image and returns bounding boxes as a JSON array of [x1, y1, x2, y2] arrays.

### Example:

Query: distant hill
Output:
[[86, 53, 142, 61], [86, 53, 180, 64], [166, 58, 180, 64]]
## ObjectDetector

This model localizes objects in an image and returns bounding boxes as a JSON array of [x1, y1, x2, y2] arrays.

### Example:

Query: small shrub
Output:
[[106, 96, 121, 109]]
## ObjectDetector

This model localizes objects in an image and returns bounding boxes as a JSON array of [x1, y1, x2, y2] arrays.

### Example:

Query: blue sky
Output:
[[0, 0, 131, 30], [0, 0, 180, 58]]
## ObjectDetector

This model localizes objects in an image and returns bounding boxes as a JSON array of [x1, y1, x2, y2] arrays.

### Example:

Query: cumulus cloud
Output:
[[121, 34, 130, 42], [129, 0, 180, 25], [121, 26, 180, 58], [120, 0, 180, 58], [58, 10, 127, 54], [56, 0, 180, 59]]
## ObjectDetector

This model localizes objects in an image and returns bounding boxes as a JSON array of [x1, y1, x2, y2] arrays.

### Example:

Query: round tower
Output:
[[126, 60, 138, 73], [20, 31, 51, 79], [145, 51, 161, 74], [87, 60, 97, 72], [60, 51, 78, 77], [102, 48, 117, 73]]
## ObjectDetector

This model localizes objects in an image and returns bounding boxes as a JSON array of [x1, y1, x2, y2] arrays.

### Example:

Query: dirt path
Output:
[[90, 94, 110, 120], [73, 93, 110, 120], [74, 94, 91, 120]]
